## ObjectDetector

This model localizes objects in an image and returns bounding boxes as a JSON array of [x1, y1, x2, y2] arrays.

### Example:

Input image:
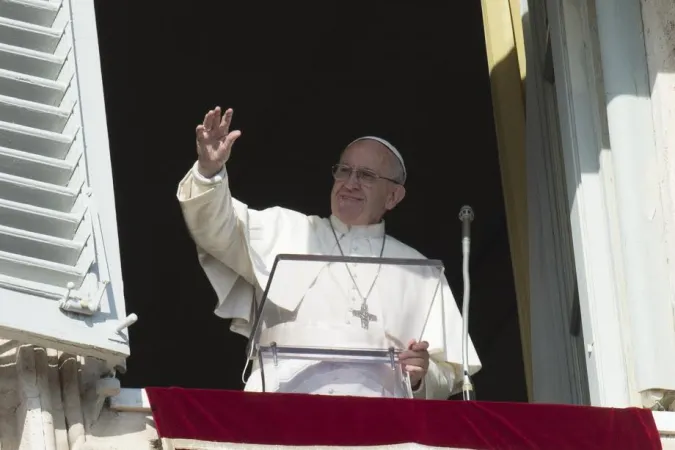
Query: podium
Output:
[[246, 253, 445, 398]]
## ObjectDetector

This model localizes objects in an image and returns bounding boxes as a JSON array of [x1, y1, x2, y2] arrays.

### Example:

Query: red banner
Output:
[[147, 388, 661, 449]]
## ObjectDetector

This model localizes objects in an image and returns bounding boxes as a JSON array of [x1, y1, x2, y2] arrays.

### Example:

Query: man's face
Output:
[[330, 140, 405, 226]]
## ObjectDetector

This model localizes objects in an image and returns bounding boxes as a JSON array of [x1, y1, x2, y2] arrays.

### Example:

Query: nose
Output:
[[344, 171, 360, 188]]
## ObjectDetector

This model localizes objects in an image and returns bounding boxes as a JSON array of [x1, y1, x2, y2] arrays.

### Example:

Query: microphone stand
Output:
[[459, 205, 476, 400]]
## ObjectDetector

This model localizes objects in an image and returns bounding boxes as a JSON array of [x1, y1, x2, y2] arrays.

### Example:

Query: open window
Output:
[[0, 0, 131, 370]]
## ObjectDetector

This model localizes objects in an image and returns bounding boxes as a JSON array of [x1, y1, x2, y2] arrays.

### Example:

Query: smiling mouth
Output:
[[338, 194, 364, 202]]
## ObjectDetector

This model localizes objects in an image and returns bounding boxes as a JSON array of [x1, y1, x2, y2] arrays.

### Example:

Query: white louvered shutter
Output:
[[0, 0, 132, 369]]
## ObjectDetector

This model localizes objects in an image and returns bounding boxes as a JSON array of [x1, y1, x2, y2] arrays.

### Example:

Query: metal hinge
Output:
[[58, 280, 108, 315]]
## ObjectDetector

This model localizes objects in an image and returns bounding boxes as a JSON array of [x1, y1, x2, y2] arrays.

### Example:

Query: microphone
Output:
[[458, 205, 476, 400]]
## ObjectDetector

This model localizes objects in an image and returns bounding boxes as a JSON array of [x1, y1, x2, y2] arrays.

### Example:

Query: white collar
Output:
[[329, 215, 385, 238]]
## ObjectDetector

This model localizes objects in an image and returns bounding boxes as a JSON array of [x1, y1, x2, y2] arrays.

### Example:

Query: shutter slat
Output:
[[0, 224, 85, 265], [0, 198, 82, 239], [0, 273, 64, 300], [0, 0, 61, 28], [0, 145, 76, 185], [0, 120, 74, 158], [0, 16, 63, 53], [0, 171, 80, 211], [0, 42, 66, 80], [0, 249, 87, 286], [0, 68, 69, 106], [0, 93, 72, 132]]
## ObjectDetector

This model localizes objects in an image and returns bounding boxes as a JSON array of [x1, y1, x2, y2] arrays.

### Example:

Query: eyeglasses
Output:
[[331, 164, 402, 185]]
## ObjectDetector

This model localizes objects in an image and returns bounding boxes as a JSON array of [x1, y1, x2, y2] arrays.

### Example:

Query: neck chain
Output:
[[329, 220, 386, 307]]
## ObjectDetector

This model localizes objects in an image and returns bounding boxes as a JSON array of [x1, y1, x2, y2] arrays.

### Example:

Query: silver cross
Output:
[[351, 302, 377, 329]]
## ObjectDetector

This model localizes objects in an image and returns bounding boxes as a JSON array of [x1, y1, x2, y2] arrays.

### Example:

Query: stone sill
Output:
[[655, 411, 675, 436]]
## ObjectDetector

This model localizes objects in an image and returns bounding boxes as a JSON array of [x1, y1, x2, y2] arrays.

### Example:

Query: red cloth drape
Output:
[[146, 387, 662, 449]]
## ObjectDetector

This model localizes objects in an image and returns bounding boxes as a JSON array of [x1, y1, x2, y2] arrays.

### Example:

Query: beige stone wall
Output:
[[0, 340, 157, 450], [641, 0, 675, 303], [663, 436, 675, 449]]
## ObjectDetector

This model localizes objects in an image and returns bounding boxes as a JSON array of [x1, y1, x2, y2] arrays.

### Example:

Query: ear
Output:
[[385, 185, 406, 210]]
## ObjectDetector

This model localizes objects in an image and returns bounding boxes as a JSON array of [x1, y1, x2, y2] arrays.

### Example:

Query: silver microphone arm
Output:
[[458, 205, 476, 400]]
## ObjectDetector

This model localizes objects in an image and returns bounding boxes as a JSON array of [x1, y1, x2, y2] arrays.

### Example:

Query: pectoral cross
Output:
[[351, 302, 377, 329]]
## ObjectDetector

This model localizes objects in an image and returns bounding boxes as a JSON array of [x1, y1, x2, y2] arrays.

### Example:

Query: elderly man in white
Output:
[[177, 106, 481, 399]]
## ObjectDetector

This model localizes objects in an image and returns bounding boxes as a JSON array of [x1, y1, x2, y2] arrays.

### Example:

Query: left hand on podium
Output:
[[400, 339, 430, 389]]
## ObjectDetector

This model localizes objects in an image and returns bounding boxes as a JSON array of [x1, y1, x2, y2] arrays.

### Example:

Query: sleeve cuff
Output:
[[412, 377, 426, 398], [192, 161, 226, 186]]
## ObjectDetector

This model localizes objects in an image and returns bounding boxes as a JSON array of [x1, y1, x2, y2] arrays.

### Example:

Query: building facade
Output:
[[0, 0, 674, 448]]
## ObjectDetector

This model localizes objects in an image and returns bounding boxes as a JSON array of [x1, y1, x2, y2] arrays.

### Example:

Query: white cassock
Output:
[[177, 162, 481, 400]]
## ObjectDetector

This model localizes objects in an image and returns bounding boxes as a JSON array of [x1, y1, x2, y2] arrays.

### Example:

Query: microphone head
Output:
[[458, 205, 474, 222]]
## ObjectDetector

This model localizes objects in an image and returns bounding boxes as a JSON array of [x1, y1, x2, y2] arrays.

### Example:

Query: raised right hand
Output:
[[195, 106, 242, 178]]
